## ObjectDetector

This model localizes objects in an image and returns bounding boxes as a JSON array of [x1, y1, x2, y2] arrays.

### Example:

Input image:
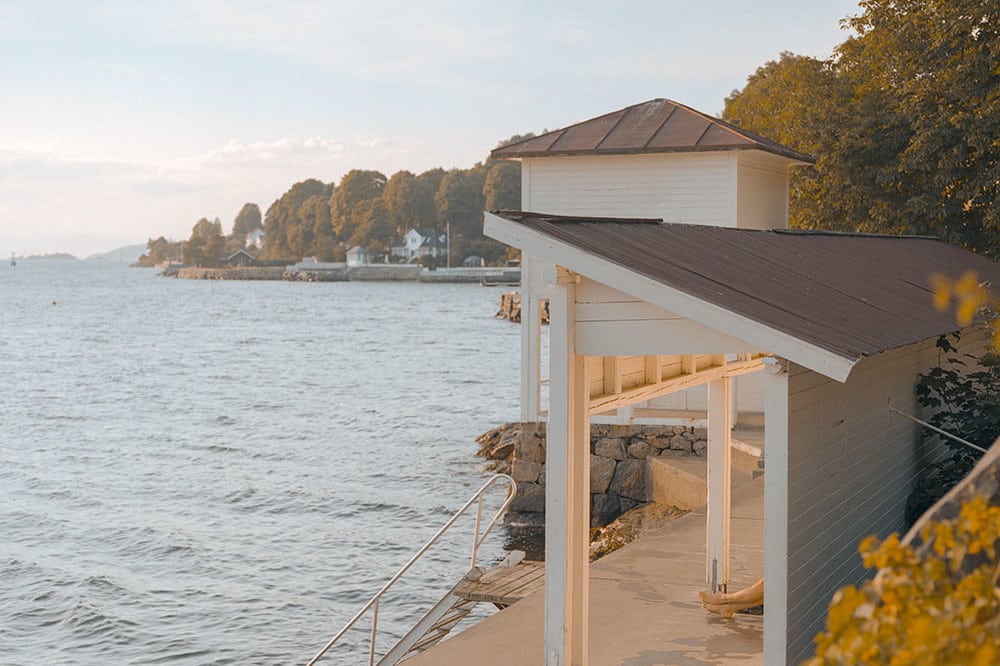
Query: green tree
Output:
[[136, 236, 182, 266], [349, 198, 394, 255], [330, 169, 386, 241], [185, 217, 225, 266], [837, 0, 1000, 251], [262, 179, 331, 261], [483, 161, 521, 212], [435, 166, 486, 264], [231, 202, 262, 238], [724, 2, 1000, 254], [383, 170, 437, 236]]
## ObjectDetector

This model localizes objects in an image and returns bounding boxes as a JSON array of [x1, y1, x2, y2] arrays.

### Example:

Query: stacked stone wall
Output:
[[476, 422, 707, 528]]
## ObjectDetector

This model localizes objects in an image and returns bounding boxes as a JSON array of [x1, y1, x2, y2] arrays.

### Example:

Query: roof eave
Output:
[[492, 144, 813, 165], [483, 212, 856, 382]]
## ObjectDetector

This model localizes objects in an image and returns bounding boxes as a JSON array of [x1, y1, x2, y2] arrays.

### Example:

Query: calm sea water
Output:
[[0, 260, 521, 665]]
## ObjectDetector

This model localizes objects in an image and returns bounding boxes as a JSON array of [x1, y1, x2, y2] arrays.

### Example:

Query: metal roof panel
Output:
[[490, 212, 1000, 363]]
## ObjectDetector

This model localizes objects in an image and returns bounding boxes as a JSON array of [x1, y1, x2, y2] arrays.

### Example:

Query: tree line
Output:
[[138, 139, 526, 267]]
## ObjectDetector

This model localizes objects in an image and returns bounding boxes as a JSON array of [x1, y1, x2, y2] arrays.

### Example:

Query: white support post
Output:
[[706, 376, 732, 592], [521, 253, 542, 422], [763, 357, 789, 665], [545, 266, 590, 666]]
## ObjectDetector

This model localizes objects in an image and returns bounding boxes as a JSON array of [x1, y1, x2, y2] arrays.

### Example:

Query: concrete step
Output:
[[648, 454, 756, 511]]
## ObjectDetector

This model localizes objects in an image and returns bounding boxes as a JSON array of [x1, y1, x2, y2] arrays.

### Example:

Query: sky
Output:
[[0, 1, 862, 258]]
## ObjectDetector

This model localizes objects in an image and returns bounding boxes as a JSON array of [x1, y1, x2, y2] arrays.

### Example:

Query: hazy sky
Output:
[[1, 1, 860, 257]]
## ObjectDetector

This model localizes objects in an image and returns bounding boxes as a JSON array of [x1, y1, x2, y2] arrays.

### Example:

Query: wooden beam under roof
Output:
[[588, 355, 765, 414]]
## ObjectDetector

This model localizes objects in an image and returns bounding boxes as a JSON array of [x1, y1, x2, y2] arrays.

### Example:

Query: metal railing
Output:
[[306, 473, 518, 665]]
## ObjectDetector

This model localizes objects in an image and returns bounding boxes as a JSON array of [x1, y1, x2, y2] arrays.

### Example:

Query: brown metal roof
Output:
[[493, 212, 1000, 362], [491, 99, 814, 163]]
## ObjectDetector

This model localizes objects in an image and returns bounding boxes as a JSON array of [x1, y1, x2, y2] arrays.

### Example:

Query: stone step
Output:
[[648, 455, 755, 511]]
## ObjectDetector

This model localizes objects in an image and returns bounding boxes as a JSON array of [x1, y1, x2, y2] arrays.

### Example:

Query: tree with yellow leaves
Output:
[[807, 453, 1000, 665]]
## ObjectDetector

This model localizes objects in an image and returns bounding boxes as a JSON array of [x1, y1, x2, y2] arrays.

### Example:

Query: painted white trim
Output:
[[484, 212, 856, 382], [545, 267, 590, 666], [521, 253, 542, 422], [763, 358, 789, 666]]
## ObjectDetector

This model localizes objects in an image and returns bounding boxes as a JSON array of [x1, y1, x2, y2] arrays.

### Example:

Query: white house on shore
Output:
[[392, 228, 447, 261], [485, 99, 1000, 664]]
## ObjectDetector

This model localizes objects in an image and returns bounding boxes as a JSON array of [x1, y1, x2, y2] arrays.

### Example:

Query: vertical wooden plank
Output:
[[644, 355, 659, 384], [681, 355, 696, 375], [545, 267, 589, 666], [603, 356, 621, 395], [521, 253, 542, 422], [763, 357, 789, 665], [707, 376, 732, 590]]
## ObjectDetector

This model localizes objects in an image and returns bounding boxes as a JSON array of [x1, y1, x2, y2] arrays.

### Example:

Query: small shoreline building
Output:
[[483, 99, 1000, 664]]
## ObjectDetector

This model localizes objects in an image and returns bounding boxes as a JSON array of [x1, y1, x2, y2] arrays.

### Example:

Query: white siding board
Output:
[[524, 153, 736, 226], [781, 329, 986, 662], [575, 319, 758, 356], [736, 156, 789, 230]]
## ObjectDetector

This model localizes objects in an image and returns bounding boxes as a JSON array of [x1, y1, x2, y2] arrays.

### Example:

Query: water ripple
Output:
[[0, 261, 521, 665]]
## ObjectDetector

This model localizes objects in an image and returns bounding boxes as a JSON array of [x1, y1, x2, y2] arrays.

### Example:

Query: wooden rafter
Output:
[[588, 355, 766, 414]]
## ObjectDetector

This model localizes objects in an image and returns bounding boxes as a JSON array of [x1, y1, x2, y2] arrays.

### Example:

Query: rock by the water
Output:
[[590, 456, 617, 494], [610, 459, 647, 501]]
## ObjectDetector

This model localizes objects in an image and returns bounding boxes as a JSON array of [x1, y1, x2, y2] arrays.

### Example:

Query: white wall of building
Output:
[[780, 327, 985, 662], [523, 152, 736, 226], [736, 152, 791, 231]]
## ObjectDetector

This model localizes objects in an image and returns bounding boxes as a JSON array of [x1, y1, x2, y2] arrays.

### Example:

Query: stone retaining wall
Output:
[[477, 422, 707, 528], [176, 266, 288, 280]]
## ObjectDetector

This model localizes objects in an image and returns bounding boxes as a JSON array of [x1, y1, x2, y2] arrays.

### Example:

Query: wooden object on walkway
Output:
[[699, 577, 764, 619], [455, 561, 545, 608]]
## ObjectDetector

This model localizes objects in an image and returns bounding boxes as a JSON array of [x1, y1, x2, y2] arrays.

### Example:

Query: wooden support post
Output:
[[545, 266, 590, 666], [763, 357, 789, 665], [521, 253, 542, 422], [707, 376, 732, 592]]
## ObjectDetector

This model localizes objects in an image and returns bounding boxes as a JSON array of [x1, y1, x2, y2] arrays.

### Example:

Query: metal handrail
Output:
[[306, 473, 518, 665]]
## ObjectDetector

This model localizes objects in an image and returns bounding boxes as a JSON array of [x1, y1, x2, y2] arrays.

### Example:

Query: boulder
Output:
[[590, 456, 617, 494], [515, 431, 546, 464], [628, 440, 652, 459], [509, 483, 545, 513], [669, 435, 691, 452], [512, 459, 542, 483], [610, 459, 647, 501], [594, 437, 627, 460], [591, 493, 620, 527]]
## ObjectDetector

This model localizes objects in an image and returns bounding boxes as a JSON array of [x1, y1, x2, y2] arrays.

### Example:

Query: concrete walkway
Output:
[[405, 476, 764, 666]]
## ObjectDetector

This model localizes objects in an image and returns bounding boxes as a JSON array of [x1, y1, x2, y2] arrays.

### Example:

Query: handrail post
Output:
[[471, 493, 484, 568], [369, 598, 379, 666]]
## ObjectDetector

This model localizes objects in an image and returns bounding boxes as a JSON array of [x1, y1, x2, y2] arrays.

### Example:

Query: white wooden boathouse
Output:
[[483, 100, 1000, 665]]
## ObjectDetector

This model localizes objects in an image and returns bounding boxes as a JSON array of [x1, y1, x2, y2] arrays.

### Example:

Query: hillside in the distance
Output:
[[85, 244, 148, 263]]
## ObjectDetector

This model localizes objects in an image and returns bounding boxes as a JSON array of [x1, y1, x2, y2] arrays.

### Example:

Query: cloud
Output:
[[188, 136, 347, 168]]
